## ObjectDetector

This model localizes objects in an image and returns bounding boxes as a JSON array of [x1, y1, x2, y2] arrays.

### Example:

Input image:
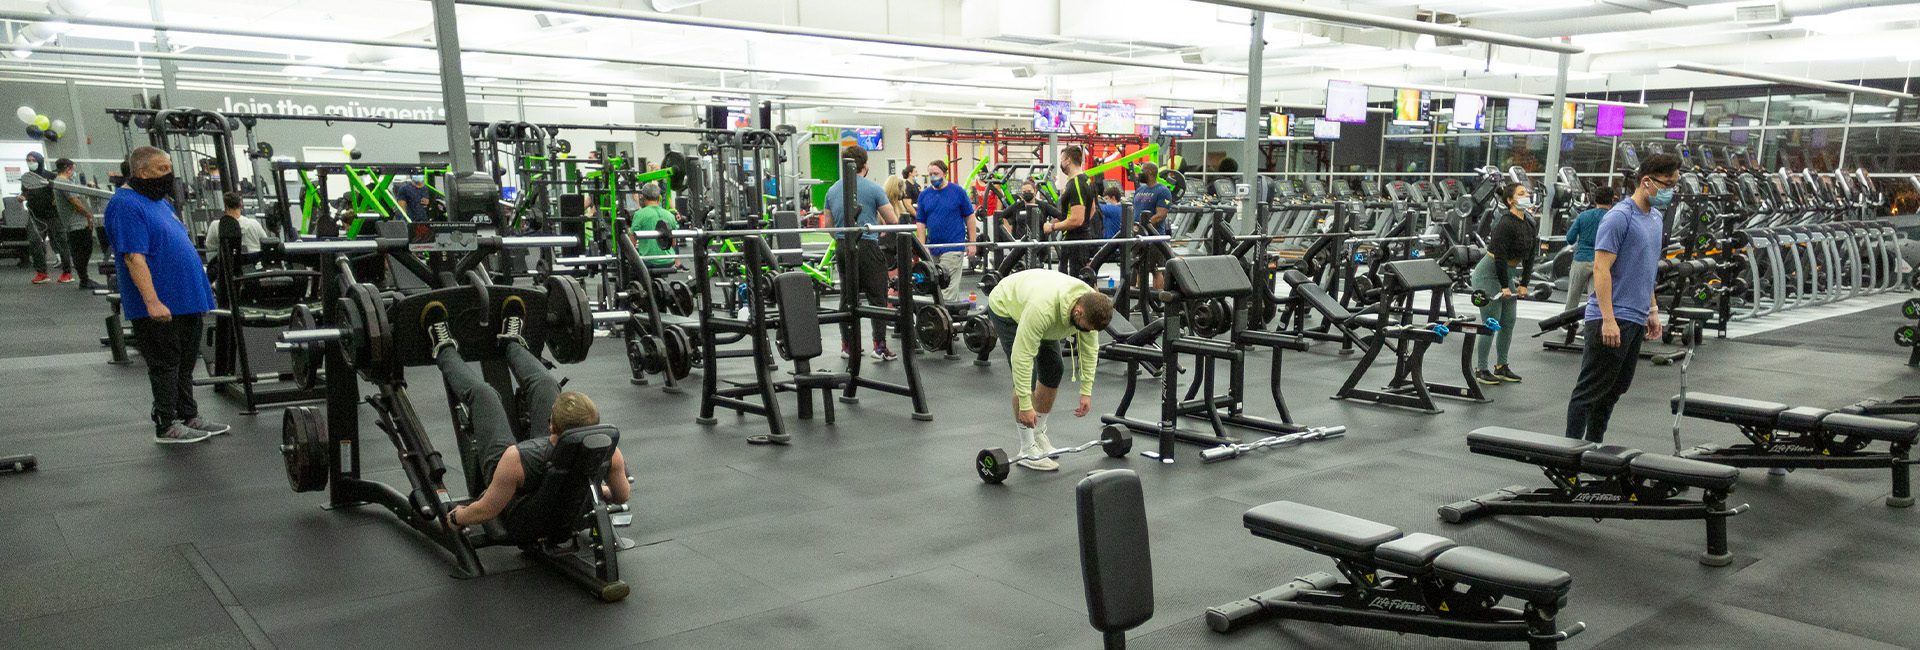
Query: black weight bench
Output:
[[1077, 470, 1153, 649], [461, 424, 629, 602], [1674, 393, 1917, 508], [1443, 427, 1749, 566], [1208, 501, 1585, 648]]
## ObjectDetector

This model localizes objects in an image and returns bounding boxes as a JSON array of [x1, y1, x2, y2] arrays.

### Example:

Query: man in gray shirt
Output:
[[52, 159, 100, 289]]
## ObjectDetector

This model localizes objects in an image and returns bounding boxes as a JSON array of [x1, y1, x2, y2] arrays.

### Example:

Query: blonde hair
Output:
[[551, 391, 600, 434], [883, 175, 906, 202]]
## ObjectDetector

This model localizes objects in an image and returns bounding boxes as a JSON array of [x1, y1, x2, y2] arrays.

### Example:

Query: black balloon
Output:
[[25, 125, 42, 139], [43, 131, 59, 143], [349, 149, 363, 160]]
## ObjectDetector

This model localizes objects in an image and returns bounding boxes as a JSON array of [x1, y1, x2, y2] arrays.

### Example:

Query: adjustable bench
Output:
[[1207, 501, 1585, 648], [1443, 427, 1749, 566], [1674, 393, 1917, 507]]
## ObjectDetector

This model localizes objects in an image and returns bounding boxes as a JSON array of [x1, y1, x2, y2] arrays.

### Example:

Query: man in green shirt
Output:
[[628, 184, 678, 271], [986, 268, 1114, 471]]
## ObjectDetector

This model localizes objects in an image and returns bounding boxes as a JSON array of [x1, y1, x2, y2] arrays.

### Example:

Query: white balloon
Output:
[[15, 106, 34, 125], [341, 134, 357, 150], [51, 119, 65, 135]]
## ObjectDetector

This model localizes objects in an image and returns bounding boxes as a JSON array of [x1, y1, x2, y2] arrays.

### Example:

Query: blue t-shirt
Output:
[[823, 175, 890, 240], [1132, 183, 1173, 235], [106, 188, 215, 320], [1584, 200, 1663, 326], [1099, 203, 1123, 239], [1565, 207, 1607, 262], [914, 181, 975, 246], [393, 182, 431, 221]]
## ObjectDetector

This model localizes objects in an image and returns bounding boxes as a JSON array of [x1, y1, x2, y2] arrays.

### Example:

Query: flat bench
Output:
[[1673, 392, 1916, 508]]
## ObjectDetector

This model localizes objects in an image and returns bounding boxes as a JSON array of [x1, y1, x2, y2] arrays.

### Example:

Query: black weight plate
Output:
[[975, 448, 1011, 484], [545, 275, 594, 363], [962, 315, 994, 353], [915, 303, 953, 353], [347, 283, 392, 381], [669, 280, 696, 316], [281, 406, 328, 493], [1100, 424, 1131, 458], [1903, 298, 1920, 321], [664, 324, 694, 380], [288, 304, 322, 391], [1898, 326, 1918, 348], [652, 279, 674, 314], [635, 334, 666, 374]]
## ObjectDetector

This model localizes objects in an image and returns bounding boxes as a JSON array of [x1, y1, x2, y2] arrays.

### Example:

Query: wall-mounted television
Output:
[[1096, 102, 1136, 135], [1325, 80, 1369, 124], [1033, 99, 1072, 134], [1505, 98, 1539, 132], [1159, 106, 1194, 137], [1217, 109, 1245, 139]]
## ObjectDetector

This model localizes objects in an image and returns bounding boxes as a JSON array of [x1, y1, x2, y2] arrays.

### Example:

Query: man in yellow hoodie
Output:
[[986, 268, 1114, 470]]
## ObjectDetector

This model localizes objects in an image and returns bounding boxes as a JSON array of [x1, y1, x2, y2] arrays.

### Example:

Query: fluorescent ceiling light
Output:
[[281, 64, 331, 76]]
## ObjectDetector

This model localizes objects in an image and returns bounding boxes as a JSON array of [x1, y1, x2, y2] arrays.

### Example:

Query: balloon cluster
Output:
[[341, 134, 362, 161], [15, 106, 67, 143]]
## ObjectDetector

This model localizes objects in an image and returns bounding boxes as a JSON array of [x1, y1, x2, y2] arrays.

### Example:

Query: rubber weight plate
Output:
[[975, 448, 1011, 484], [663, 324, 694, 380], [545, 275, 595, 363], [914, 303, 953, 353], [1903, 298, 1920, 321], [281, 406, 328, 493]]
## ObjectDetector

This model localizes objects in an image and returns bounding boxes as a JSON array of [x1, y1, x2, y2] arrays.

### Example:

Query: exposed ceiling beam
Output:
[[1667, 61, 1914, 99], [1188, 0, 1584, 54]]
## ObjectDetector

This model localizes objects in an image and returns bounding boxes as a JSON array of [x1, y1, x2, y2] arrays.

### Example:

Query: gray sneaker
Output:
[[184, 417, 231, 436], [155, 422, 213, 445]]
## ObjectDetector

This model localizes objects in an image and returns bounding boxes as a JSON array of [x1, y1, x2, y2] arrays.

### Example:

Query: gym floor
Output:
[[1, 265, 1914, 650]]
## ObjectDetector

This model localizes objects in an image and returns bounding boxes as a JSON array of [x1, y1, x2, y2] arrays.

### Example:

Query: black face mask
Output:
[[128, 173, 175, 201], [1021, 191, 1036, 202]]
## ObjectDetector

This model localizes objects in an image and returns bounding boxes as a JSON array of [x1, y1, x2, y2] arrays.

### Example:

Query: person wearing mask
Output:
[[1098, 184, 1124, 240], [987, 268, 1115, 471], [1562, 187, 1615, 312], [1043, 146, 1099, 274], [1132, 163, 1175, 290], [821, 146, 901, 361], [19, 152, 71, 284], [994, 180, 1059, 242], [1565, 155, 1677, 443], [51, 159, 100, 289], [393, 175, 432, 221], [109, 146, 226, 444], [203, 192, 269, 260], [913, 160, 976, 304], [628, 184, 678, 272], [1470, 183, 1538, 386]]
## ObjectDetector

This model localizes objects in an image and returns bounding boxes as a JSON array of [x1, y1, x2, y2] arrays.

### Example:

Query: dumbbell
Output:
[[1902, 298, 1920, 321], [1469, 289, 1491, 307], [975, 424, 1131, 484], [1896, 326, 1917, 348]]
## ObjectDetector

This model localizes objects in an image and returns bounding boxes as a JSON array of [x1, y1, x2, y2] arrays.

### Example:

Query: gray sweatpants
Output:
[[1564, 260, 1594, 312]]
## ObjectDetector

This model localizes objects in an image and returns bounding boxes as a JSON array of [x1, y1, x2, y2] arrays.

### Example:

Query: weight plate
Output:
[[663, 324, 694, 380], [287, 304, 323, 391], [962, 315, 995, 354], [668, 280, 696, 317], [1100, 424, 1132, 458], [975, 448, 1012, 484], [1903, 298, 1920, 321], [281, 406, 329, 493], [345, 283, 392, 381], [635, 334, 666, 374], [915, 303, 953, 353], [1898, 326, 1918, 348], [545, 275, 594, 364]]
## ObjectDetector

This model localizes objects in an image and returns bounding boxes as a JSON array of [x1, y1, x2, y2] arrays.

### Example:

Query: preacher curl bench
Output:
[[1207, 501, 1586, 649]]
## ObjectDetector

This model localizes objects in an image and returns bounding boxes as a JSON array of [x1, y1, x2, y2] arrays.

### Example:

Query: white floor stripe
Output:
[[1455, 291, 1912, 339]]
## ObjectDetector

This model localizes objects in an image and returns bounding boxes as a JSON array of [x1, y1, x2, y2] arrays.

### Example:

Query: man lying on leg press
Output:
[[421, 300, 632, 533]]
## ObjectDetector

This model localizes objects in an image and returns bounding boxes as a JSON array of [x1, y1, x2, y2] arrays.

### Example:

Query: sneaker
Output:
[[184, 417, 231, 436], [1033, 430, 1057, 456], [79, 278, 102, 290], [423, 302, 457, 357], [154, 421, 213, 445], [1493, 365, 1523, 383], [31, 272, 49, 284], [841, 342, 852, 359], [1016, 445, 1061, 471], [498, 296, 528, 348], [870, 343, 898, 362], [1474, 369, 1502, 385], [57, 272, 74, 284]]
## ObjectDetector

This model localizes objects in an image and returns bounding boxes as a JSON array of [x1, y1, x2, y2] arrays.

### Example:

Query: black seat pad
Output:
[[1672, 393, 1789, 429], [1579, 445, 1643, 476], [1467, 427, 1593, 471], [1819, 412, 1920, 444], [1280, 270, 1354, 322], [1372, 533, 1456, 577], [1670, 307, 1716, 323], [1431, 546, 1572, 607], [1628, 453, 1738, 491], [1775, 406, 1832, 433], [1244, 501, 1401, 561]]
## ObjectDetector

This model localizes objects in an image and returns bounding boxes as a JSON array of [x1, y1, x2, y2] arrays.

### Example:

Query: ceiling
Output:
[[1, 0, 1916, 118]]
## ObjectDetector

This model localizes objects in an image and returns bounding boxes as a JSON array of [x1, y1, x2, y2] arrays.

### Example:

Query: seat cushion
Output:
[[1670, 307, 1717, 323], [1431, 546, 1572, 607], [1467, 427, 1594, 471], [1819, 413, 1920, 444], [1578, 445, 1643, 476], [1672, 393, 1789, 429], [1243, 501, 1402, 560], [1629, 453, 1738, 491], [1776, 406, 1833, 433], [1371, 532, 1456, 578]]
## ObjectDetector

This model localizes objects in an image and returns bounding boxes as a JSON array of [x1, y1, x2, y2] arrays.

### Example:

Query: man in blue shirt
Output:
[[913, 160, 975, 304], [1131, 163, 1175, 290], [1098, 185, 1124, 240], [109, 147, 227, 444], [1565, 154, 1675, 443], [822, 146, 901, 361], [392, 175, 432, 221], [1561, 186, 1614, 312]]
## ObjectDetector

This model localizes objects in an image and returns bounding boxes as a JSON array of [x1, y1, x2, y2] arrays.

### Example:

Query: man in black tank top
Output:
[[419, 299, 632, 535], [1042, 146, 1100, 276]]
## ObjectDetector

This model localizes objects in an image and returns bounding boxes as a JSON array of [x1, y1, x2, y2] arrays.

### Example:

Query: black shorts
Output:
[[989, 311, 1062, 388]]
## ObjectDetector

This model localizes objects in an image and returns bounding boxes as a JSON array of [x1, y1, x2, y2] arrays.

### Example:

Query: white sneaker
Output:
[[1033, 430, 1057, 456], [1016, 446, 1060, 471]]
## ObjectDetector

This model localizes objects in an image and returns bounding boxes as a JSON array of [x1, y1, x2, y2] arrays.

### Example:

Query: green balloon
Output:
[[32, 115, 50, 130]]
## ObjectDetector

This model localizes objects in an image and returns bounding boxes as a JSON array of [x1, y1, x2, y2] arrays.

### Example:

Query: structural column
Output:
[[1242, 11, 1264, 224], [1540, 50, 1570, 234]]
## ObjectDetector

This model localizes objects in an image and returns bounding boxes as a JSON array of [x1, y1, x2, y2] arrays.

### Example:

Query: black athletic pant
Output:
[[131, 313, 204, 434], [67, 228, 94, 283], [437, 343, 558, 489], [845, 238, 890, 344], [1564, 320, 1646, 443]]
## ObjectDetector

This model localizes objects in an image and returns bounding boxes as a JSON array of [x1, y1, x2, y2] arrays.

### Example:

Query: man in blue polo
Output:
[[1565, 154, 1675, 443], [109, 146, 227, 444], [913, 159, 975, 305]]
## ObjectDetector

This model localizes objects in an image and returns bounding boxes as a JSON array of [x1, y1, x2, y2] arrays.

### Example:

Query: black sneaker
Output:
[[423, 301, 457, 357], [498, 295, 528, 348], [1474, 369, 1502, 385], [1494, 365, 1523, 383]]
